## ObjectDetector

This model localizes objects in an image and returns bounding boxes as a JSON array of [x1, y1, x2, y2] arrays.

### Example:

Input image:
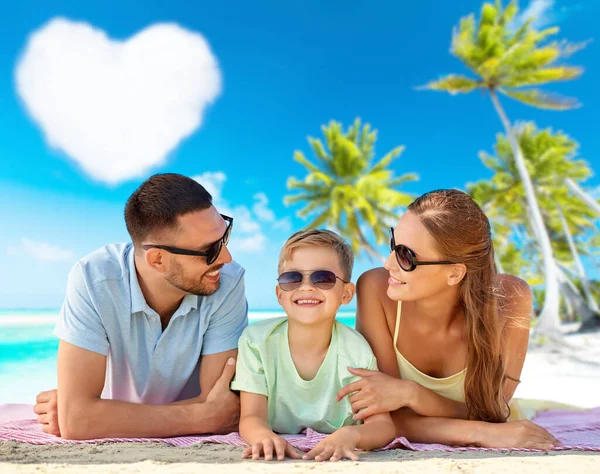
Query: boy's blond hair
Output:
[[278, 229, 354, 280]]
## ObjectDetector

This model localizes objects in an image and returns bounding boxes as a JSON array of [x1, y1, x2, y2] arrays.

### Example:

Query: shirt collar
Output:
[[128, 246, 151, 315]]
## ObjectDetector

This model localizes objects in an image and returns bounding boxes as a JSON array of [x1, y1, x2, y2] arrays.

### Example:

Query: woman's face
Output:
[[385, 211, 458, 302]]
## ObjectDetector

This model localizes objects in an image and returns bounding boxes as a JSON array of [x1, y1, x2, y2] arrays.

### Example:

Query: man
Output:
[[34, 173, 247, 439]]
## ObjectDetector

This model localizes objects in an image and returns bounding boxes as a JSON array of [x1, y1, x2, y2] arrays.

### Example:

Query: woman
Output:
[[337, 189, 559, 449]]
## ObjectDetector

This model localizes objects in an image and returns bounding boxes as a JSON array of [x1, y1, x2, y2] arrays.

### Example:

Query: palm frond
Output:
[[498, 88, 580, 110]]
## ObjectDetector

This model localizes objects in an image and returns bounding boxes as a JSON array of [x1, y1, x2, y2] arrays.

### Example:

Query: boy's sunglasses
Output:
[[277, 270, 349, 291], [390, 227, 456, 272], [142, 215, 233, 265]]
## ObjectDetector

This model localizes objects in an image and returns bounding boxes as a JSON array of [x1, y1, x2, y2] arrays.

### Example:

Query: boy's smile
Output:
[[293, 298, 323, 307]]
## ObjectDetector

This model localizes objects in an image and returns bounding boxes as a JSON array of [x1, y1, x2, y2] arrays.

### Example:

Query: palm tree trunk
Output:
[[566, 178, 600, 215], [557, 205, 599, 312], [556, 264, 600, 331], [489, 89, 561, 337]]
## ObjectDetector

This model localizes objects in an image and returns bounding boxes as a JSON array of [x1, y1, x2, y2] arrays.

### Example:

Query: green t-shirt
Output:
[[230, 317, 378, 434]]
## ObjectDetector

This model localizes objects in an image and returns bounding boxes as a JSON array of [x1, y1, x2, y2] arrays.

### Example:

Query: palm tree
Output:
[[285, 118, 418, 261], [423, 0, 584, 336], [468, 123, 597, 328]]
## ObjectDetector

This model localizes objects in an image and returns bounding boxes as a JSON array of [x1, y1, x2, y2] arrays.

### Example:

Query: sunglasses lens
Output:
[[397, 245, 413, 271], [311, 270, 337, 290], [278, 271, 303, 291], [223, 222, 232, 246], [206, 240, 222, 265]]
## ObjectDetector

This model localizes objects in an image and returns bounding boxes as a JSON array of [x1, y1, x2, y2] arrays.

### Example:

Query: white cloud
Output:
[[15, 18, 221, 185], [234, 234, 267, 253], [519, 0, 554, 29], [231, 206, 262, 234], [7, 238, 75, 263], [273, 217, 292, 232], [192, 172, 295, 254], [252, 193, 276, 222], [512, 0, 576, 30], [193, 171, 227, 203]]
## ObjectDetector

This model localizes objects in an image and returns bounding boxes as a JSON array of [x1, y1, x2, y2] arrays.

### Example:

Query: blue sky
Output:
[[0, 0, 598, 310]]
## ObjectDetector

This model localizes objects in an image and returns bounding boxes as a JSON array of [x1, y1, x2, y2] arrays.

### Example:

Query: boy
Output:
[[231, 230, 396, 462]]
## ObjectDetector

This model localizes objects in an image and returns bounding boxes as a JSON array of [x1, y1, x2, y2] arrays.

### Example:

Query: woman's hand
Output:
[[302, 426, 360, 462], [241, 432, 302, 461], [477, 420, 561, 450], [336, 368, 416, 421]]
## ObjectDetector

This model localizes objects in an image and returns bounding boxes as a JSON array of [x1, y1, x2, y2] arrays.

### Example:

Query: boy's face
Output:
[[276, 246, 355, 325]]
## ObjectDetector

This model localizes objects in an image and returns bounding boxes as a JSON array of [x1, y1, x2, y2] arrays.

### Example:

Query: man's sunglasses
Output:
[[390, 227, 456, 272], [142, 215, 233, 265], [277, 270, 349, 291]]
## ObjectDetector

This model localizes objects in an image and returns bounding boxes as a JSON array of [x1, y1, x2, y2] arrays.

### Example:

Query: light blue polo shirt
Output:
[[54, 243, 248, 404]]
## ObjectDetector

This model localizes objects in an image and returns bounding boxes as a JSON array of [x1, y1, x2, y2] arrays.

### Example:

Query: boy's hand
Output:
[[242, 432, 302, 461], [302, 427, 360, 462]]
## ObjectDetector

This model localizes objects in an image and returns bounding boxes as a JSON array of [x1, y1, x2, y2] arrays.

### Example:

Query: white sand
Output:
[[0, 443, 598, 473], [1, 326, 599, 473]]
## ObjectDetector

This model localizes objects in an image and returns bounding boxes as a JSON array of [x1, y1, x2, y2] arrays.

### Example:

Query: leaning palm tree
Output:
[[424, 0, 584, 336], [468, 123, 597, 330], [285, 118, 418, 261]]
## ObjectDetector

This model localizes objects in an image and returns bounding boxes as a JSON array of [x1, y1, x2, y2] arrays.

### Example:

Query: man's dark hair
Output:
[[125, 173, 213, 245]]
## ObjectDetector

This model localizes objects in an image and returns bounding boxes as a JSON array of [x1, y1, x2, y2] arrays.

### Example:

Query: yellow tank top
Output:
[[393, 302, 531, 421], [393, 301, 467, 402]]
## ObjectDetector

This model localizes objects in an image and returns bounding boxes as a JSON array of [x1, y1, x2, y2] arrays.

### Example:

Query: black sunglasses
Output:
[[143, 215, 233, 265], [389, 227, 456, 272], [277, 270, 349, 291]]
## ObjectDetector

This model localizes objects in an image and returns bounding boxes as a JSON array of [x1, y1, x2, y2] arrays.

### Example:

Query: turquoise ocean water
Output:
[[0, 309, 356, 404]]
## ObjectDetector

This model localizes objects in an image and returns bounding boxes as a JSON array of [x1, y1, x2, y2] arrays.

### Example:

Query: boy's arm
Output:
[[239, 391, 273, 444], [239, 391, 301, 461]]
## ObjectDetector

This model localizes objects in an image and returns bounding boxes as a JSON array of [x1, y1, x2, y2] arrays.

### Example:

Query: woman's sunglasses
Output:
[[389, 227, 456, 272], [142, 215, 233, 265], [277, 270, 349, 291]]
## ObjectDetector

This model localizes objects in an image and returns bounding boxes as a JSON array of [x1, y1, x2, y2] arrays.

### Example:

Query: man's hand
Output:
[[204, 357, 240, 434], [34, 389, 60, 437]]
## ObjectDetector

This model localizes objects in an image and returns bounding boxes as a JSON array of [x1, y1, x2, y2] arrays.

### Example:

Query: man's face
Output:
[[161, 207, 233, 296]]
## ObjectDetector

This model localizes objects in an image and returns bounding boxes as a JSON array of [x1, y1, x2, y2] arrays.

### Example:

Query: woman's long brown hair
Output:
[[408, 189, 508, 422]]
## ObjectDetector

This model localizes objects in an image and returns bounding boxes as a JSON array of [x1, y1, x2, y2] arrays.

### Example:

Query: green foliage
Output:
[[468, 123, 596, 293], [285, 118, 418, 259], [423, 0, 584, 109]]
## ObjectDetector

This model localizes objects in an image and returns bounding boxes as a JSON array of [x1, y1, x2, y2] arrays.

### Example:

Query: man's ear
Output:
[[341, 282, 356, 305], [447, 264, 467, 287], [144, 248, 168, 273]]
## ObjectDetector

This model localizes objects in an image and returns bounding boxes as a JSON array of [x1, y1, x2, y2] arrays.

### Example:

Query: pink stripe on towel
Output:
[[1, 405, 599, 452]]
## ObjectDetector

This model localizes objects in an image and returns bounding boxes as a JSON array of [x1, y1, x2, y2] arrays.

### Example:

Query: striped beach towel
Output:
[[1, 404, 599, 452]]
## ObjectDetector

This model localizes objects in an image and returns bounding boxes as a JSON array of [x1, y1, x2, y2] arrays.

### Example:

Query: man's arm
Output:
[[57, 341, 235, 439], [170, 349, 238, 405]]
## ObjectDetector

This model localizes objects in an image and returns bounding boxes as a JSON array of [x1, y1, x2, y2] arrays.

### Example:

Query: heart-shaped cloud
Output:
[[15, 18, 221, 184]]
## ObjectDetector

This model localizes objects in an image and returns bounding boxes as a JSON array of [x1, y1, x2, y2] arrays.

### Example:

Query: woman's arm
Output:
[[355, 269, 402, 378], [497, 274, 533, 401], [392, 408, 558, 449]]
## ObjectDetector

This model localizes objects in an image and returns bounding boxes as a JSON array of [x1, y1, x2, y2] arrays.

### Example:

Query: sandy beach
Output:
[[0, 442, 599, 473], [1, 325, 599, 473]]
